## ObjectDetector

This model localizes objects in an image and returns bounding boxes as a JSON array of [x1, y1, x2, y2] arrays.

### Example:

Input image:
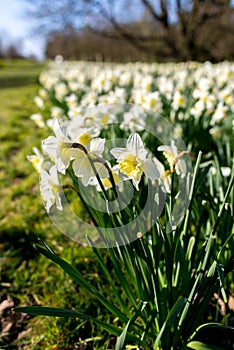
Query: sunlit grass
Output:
[[0, 60, 110, 350]]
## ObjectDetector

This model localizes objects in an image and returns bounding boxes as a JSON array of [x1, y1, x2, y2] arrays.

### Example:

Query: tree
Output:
[[0, 32, 24, 59], [23, 0, 234, 61], [45, 25, 154, 61]]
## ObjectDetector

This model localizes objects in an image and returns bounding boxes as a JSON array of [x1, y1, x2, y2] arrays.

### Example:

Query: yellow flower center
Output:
[[52, 183, 59, 195], [164, 170, 171, 178], [163, 152, 175, 172], [30, 157, 41, 172], [119, 155, 143, 181], [177, 96, 186, 106], [78, 133, 92, 146], [101, 173, 120, 189], [100, 113, 109, 125], [147, 97, 156, 108]]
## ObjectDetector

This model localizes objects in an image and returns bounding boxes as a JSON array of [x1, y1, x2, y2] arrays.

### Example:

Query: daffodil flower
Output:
[[27, 147, 44, 173], [30, 113, 45, 128], [72, 138, 109, 186], [157, 140, 187, 176], [42, 119, 74, 174], [40, 165, 63, 213], [153, 157, 171, 193], [110, 133, 161, 190], [66, 117, 100, 145], [120, 106, 146, 132]]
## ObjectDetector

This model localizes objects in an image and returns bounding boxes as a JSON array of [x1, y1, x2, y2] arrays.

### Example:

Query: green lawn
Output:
[[0, 60, 111, 350]]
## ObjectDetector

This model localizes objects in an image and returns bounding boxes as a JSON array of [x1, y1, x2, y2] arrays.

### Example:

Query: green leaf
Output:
[[14, 306, 95, 319], [34, 244, 128, 323], [116, 319, 131, 350], [116, 301, 148, 350], [14, 306, 145, 345], [154, 296, 186, 347], [184, 340, 227, 350], [191, 322, 234, 335], [217, 263, 227, 303], [188, 323, 234, 349]]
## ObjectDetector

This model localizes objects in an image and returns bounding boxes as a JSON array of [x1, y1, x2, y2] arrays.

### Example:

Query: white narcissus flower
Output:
[[65, 93, 78, 109], [153, 157, 171, 193], [27, 147, 44, 173], [51, 106, 64, 119], [120, 106, 146, 132], [34, 96, 44, 109], [210, 102, 228, 126], [172, 91, 186, 110], [40, 165, 63, 213], [157, 140, 187, 176], [72, 138, 109, 187], [30, 113, 45, 128], [42, 119, 74, 174], [67, 119, 100, 146], [110, 133, 161, 190], [210, 166, 231, 177]]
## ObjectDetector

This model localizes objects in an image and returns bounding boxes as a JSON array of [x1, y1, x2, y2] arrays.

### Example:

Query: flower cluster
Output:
[[22, 60, 234, 350], [35, 60, 233, 136], [28, 117, 185, 214], [27, 60, 233, 226]]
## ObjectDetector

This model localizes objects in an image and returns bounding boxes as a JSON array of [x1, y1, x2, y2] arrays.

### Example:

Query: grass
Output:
[[0, 60, 113, 350]]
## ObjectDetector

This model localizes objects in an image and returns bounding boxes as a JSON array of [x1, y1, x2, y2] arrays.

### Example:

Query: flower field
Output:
[[1, 60, 234, 349]]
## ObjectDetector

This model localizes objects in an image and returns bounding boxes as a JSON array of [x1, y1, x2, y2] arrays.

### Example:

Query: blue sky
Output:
[[1, 0, 234, 60], [0, 0, 45, 59]]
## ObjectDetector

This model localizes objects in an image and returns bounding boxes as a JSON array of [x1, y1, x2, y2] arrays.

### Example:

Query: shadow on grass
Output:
[[0, 75, 39, 89], [0, 60, 44, 89]]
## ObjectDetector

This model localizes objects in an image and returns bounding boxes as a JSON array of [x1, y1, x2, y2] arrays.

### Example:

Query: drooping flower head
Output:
[[157, 140, 187, 176], [42, 118, 74, 174], [72, 138, 109, 187], [40, 165, 63, 213]]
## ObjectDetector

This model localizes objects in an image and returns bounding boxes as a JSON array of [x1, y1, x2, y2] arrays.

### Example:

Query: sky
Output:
[[0, 0, 45, 59], [1, 0, 234, 60]]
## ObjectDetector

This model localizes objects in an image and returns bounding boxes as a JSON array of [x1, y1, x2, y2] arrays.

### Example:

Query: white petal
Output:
[[42, 136, 59, 157], [127, 133, 145, 156], [55, 194, 63, 211], [49, 165, 60, 184], [110, 147, 127, 160], [137, 147, 148, 160], [153, 157, 165, 177], [94, 162, 109, 179], [52, 118, 65, 139], [72, 156, 90, 177], [90, 138, 105, 154], [221, 167, 231, 177], [132, 178, 140, 191], [45, 198, 54, 213], [175, 159, 187, 176], [40, 169, 51, 182], [32, 147, 42, 157], [141, 159, 161, 180], [170, 140, 178, 156], [157, 145, 172, 152]]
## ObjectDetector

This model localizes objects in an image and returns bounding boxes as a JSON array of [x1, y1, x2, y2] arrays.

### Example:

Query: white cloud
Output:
[[0, 0, 45, 59]]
